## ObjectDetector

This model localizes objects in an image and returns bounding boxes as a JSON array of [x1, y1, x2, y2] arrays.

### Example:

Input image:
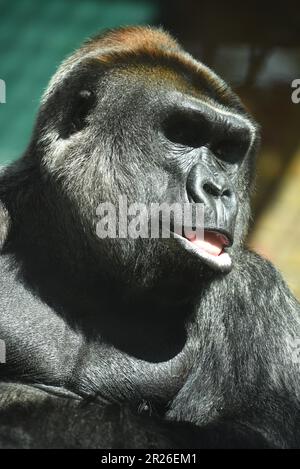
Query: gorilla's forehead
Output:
[[99, 63, 208, 100], [93, 54, 238, 112], [43, 26, 244, 115], [81, 27, 243, 111]]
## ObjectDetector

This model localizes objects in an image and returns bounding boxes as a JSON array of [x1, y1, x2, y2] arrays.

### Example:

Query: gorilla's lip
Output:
[[171, 228, 233, 272]]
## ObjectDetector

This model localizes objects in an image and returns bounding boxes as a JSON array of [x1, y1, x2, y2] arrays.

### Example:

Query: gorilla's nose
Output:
[[186, 163, 238, 233], [201, 178, 232, 200]]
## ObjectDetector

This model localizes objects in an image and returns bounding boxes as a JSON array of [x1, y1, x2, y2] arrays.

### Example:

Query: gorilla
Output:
[[0, 26, 299, 449]]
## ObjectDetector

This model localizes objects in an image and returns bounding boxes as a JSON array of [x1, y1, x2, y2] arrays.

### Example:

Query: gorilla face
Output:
[[31, 28, 259, 289]]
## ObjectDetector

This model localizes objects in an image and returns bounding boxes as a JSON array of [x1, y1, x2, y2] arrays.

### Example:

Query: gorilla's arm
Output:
[[0, 382, 270, 449]]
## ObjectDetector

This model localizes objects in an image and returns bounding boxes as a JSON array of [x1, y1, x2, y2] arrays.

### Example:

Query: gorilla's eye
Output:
[[60, 89, 95, 139], [213, 137, 248, 164], [162, 111, 211, 148]]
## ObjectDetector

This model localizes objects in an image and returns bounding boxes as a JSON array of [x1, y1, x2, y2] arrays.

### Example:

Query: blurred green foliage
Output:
[[0, 0, 158, 164]]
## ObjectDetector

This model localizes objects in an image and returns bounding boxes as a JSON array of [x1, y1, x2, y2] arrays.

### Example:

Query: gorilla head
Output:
[[1, 27, 259, 300]]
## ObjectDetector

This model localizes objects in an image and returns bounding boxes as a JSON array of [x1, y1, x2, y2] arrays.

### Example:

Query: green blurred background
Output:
[[0, 0, 300, 296]]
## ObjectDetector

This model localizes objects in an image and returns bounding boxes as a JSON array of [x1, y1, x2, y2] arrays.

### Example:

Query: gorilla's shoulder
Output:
[[238, 249, 286, 281], [234, 248, 299, 305]]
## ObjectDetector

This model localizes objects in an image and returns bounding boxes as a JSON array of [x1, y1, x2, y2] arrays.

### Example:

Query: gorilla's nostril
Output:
[[223, 189, 232, 198], [203, 182, 221, 197]]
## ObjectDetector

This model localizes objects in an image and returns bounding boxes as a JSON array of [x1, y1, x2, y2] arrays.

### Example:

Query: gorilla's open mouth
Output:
[[172, 229, 233, 272]]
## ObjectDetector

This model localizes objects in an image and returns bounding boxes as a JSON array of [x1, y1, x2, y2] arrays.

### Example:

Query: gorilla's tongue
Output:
[[185, 231, 228, 257]]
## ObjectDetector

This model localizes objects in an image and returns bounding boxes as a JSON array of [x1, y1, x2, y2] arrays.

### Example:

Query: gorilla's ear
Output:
[[59, 88, 96, 139]]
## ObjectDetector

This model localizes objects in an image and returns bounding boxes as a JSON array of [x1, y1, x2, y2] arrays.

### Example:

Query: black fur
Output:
[[0, 27, 299, 448]]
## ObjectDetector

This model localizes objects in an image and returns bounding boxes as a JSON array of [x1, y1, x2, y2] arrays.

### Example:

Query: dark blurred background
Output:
[[0, 0, 299, 297]]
